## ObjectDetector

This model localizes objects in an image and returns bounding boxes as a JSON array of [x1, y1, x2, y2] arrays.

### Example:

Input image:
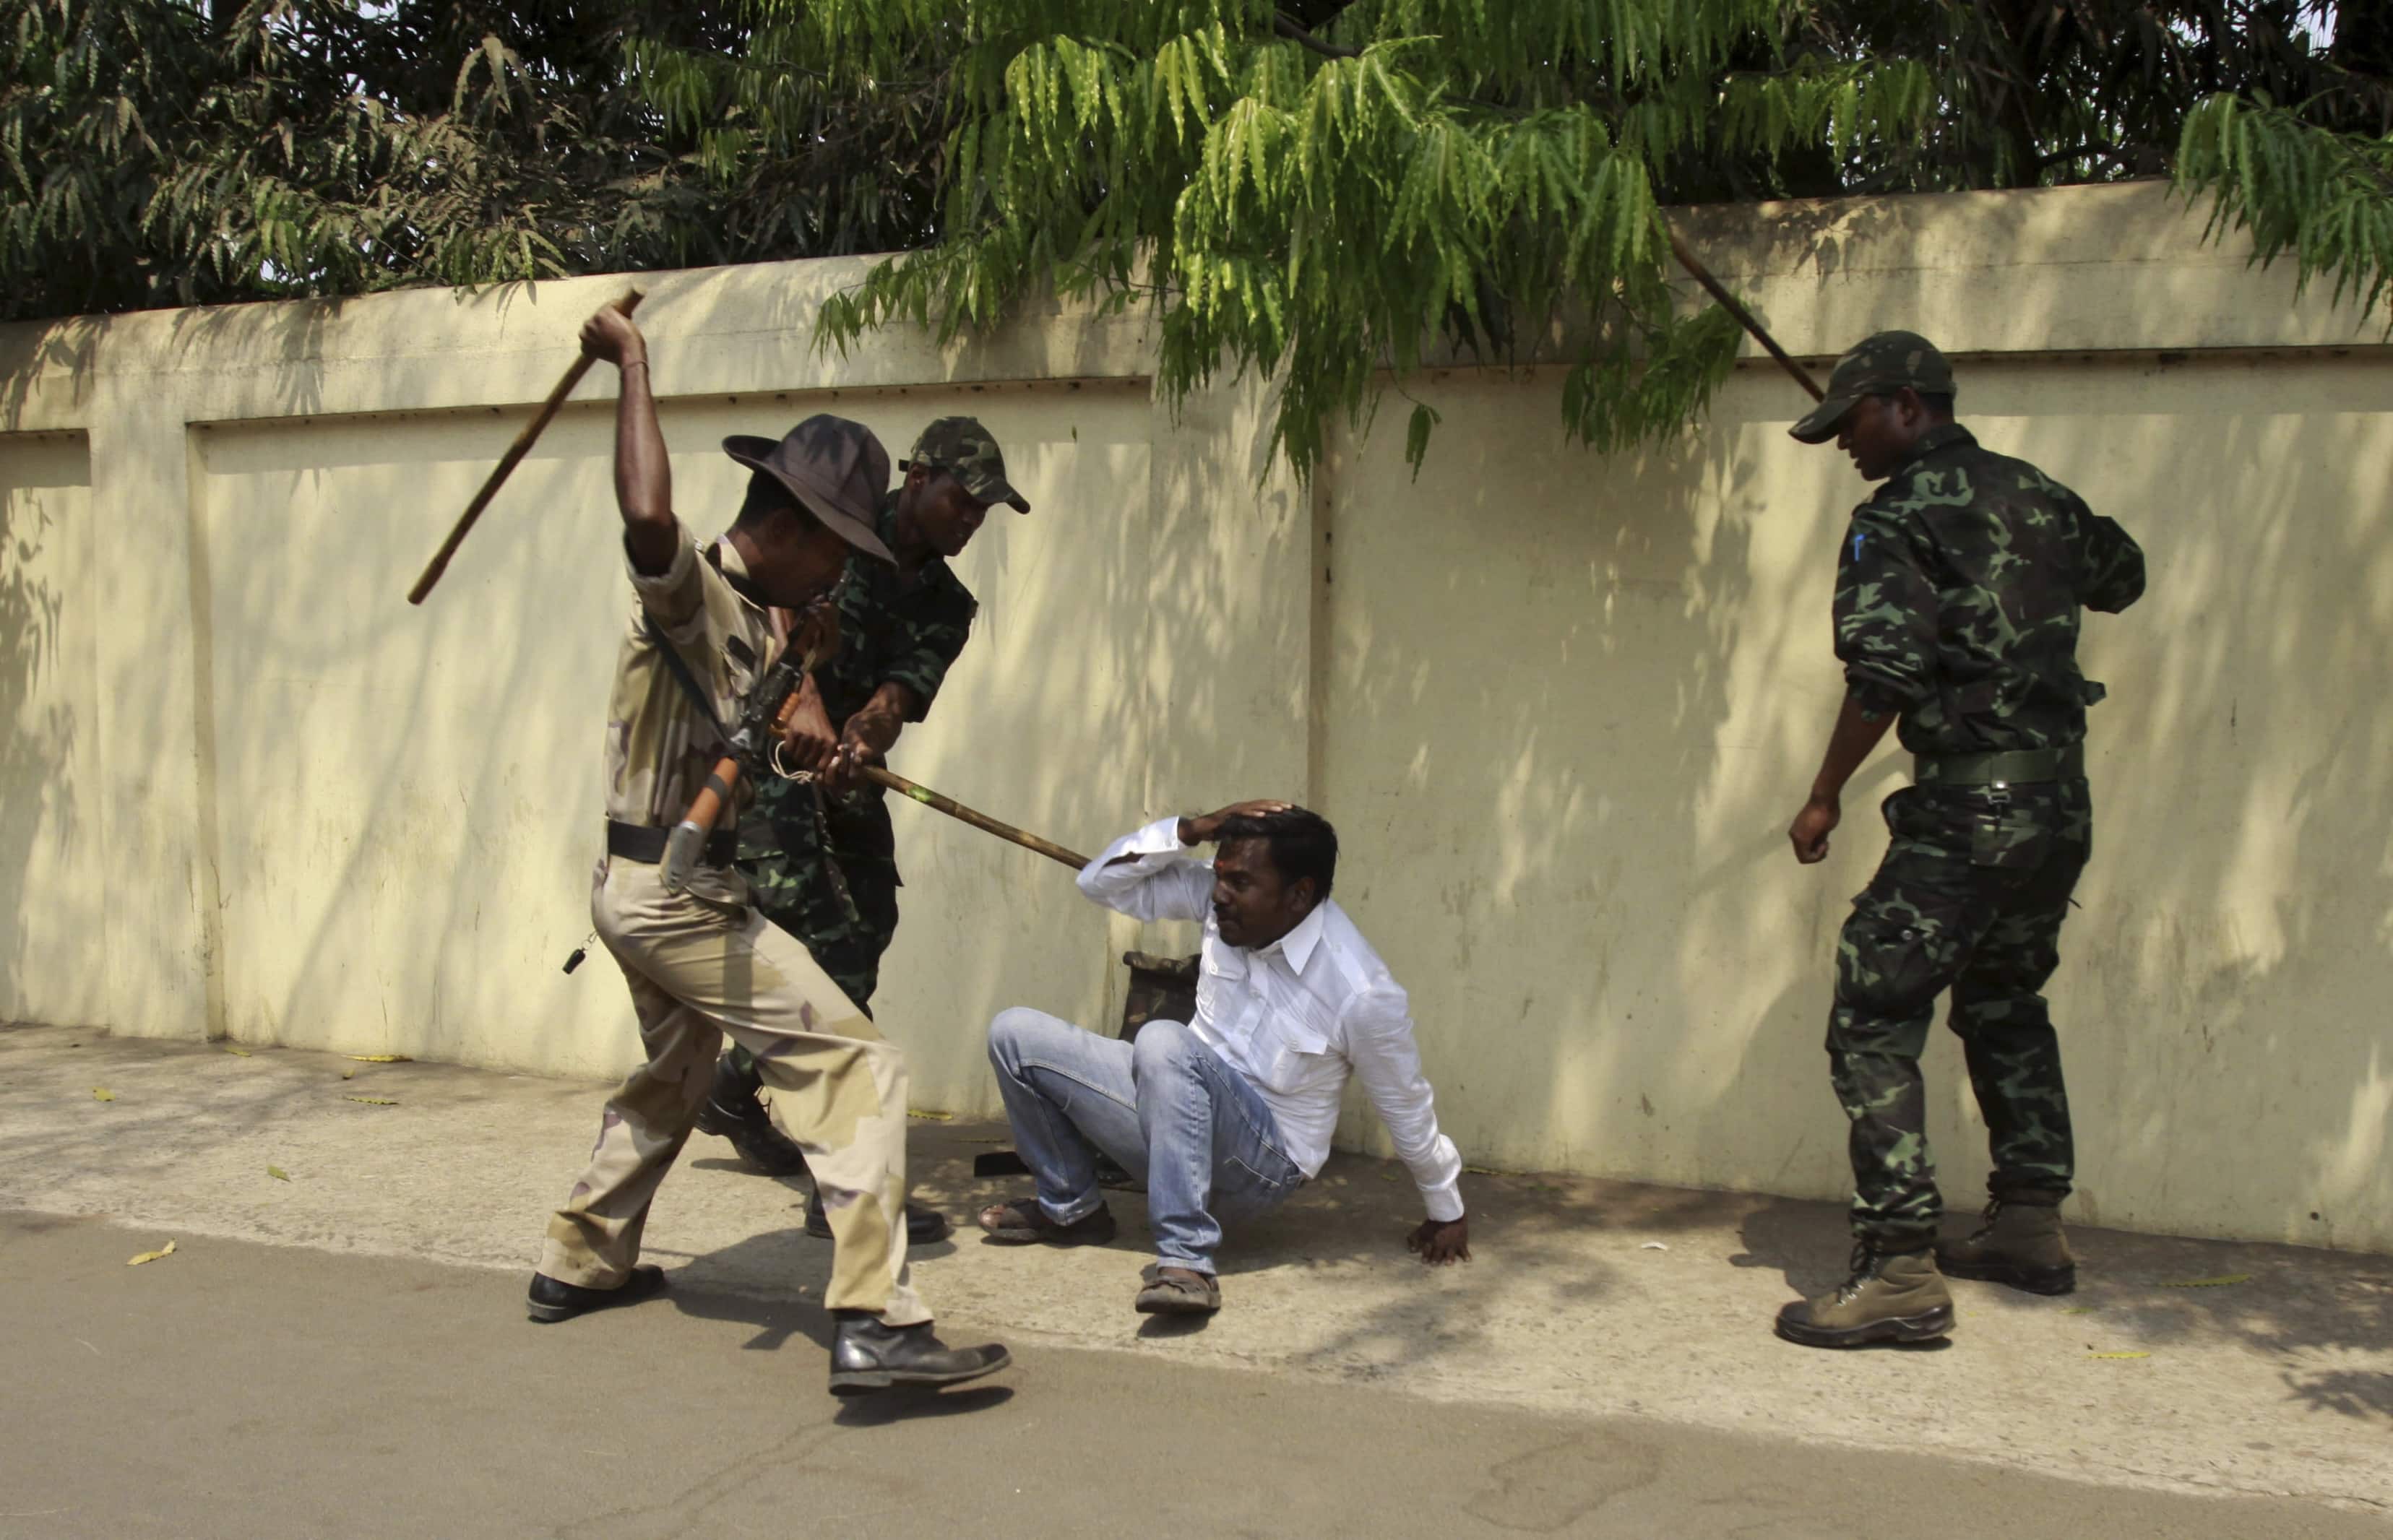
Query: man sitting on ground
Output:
[[978, 801, 1470, 1315]]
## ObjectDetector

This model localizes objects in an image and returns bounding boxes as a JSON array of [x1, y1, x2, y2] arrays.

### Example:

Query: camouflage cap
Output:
[[1788, 331, 1957, 444], [900, 416, 1030, 513]]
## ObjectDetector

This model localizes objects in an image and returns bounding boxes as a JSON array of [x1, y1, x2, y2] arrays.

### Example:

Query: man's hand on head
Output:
[[1178, 799, 1295, 847], [1407, 1215, 1470, 1266]]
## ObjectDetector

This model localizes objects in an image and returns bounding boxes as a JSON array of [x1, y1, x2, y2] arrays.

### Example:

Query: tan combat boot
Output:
[[1775, 1245, 1955, 1349], [1936, 1198, 2077, 1295]]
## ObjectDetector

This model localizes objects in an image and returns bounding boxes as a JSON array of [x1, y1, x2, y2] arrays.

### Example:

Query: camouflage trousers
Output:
[[540, 854, 931, 1325], [720, 787, 902, 1084], [1828, 779, 2092, 1248]]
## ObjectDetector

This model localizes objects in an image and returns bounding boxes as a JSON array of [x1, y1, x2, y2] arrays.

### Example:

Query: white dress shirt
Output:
[[1078, 818, 1465, 1221]]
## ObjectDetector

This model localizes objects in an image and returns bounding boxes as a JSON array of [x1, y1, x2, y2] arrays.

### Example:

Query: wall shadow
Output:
[[0, 431, 99, 1026], [1317, 343, 2393, 1259]]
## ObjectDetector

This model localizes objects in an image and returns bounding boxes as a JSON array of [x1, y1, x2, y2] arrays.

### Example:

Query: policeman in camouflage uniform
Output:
[[694, 418, 1029, 1247], [1773, 332, 2145, 1349]]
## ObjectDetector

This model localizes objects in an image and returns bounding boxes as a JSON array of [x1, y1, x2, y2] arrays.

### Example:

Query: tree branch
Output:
[[2032, 139, 2124, 172], [1274, 13, 1360, 61]]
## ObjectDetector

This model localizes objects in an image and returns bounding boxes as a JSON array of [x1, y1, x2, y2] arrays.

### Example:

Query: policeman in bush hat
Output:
[[527, 306, 1009, 1396]]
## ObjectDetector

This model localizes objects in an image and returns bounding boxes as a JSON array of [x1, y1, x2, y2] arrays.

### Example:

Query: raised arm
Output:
[[581, 308, 676, 576]]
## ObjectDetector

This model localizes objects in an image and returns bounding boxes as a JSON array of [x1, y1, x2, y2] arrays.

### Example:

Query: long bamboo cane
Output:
[[1664, 226, 1826, 402], [859, 765, 1090, 870], [408, 288, 644, 605]]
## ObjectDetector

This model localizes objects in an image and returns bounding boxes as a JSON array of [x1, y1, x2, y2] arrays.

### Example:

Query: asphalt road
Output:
[[4, 1211, 2379, 1540]]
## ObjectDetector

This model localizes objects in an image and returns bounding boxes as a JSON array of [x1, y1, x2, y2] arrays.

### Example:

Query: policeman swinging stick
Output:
[[406, 295, 1092, 883]]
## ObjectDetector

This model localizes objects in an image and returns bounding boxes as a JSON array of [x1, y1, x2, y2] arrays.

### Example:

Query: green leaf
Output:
[[1402, 401, 1441, 476]]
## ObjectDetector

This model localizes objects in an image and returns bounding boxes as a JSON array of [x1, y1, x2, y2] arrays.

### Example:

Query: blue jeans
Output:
[[986, 1007, 1306, 1275]]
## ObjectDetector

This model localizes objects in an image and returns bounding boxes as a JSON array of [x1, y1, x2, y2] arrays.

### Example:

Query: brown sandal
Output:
[[1134, 1263, 1220, 1315], [975, 1195, 1118, 1246]]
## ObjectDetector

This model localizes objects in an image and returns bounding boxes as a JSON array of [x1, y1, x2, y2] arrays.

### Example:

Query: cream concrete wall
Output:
[[1, 181, 2385, 1249], [0, 431, 105, 1026], [1320, 352, 2393, 1253]]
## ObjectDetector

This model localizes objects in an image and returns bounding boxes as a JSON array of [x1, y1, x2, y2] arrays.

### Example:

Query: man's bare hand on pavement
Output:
[[1407, 1216, 1470, 1265]]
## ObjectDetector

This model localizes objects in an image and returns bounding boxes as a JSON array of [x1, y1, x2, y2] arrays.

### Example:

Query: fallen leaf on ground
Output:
[[1463, 1165, 1505, 1176], [91, 1086, 115, 1102], [1640, 1241, 1670, 1251], [2086, 1351, 2150, 1360], [2061, 1306, 2095, 1315], [126, 1240, 177, 1266], [2157, 1273, 2249, 1289], [267, 1166, 290, 1182], [221, 1046, 252, 1057], [340, 1068, 355, 1080], [1379, 1170, 1397, 1182], [346, 1054, 411, 1063], [344, 1095, 400, 1107], [907, 1109, 953, 1121]]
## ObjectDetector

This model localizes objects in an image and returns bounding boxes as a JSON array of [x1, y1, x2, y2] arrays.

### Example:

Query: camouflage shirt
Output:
[[1834, 423, 2145, 758], [744, 494, 978, 862], [815, 493, 978, 727]]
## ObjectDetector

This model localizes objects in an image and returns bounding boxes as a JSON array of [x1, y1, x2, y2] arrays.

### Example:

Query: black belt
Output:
[[606, 819, 737, 868], [1913, 743, 2085, 787]]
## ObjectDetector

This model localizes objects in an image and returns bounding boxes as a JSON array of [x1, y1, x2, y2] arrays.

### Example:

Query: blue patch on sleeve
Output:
[[1850, 530, 1864, 562]]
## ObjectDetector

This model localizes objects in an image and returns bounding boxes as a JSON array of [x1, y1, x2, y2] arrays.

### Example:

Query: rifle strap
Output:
[[644, 617, 730, 747]]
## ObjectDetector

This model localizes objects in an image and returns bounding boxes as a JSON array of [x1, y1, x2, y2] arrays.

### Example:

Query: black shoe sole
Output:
[[526, 1266, 668, 1324], [976, 1214, 1118, 1247], [1937, 1255, 2077, 1295], [1773, 1303, 1954, 1349], [829, 1347, 1012, 1397], [1134, 1290, 1220, 1316], [805, 1210, 955, 1245]]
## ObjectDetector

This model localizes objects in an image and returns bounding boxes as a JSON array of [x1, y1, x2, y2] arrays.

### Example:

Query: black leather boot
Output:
[[827, 1315, 1010, 1396], [692, 1052, 811, 1177], [525, 1264, 667, 1324]]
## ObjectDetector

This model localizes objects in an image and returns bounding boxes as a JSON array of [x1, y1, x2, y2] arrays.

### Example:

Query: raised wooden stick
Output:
[[407, 287, 644, 605], [1665, 226, 1825, 402], [861, 765, 1090, 870]]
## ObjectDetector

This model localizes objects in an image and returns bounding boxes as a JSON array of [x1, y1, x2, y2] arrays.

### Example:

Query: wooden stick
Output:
[[1664, 226, 1825, 402], [407, 287, 644, 605], [861, 765, 1090, 870]]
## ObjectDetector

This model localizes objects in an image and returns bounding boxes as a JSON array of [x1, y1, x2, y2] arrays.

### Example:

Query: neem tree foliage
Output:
[[7, 2, 2385, 469]]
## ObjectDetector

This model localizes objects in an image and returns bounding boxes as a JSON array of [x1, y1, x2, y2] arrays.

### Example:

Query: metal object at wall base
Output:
[[1118, 951, 1200, 1042]]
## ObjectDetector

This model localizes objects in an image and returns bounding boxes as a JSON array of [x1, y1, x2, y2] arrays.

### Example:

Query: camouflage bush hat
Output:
[[723, 415, 896, 563], [901, 416, 1031, 513], [1788, 331, 1957, 444]]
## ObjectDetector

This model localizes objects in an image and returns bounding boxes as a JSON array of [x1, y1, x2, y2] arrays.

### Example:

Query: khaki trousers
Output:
[[539, 855, 930, 1325]]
